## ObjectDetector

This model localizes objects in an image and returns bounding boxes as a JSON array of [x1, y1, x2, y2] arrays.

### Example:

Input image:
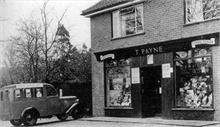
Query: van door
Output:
[[45, 85, 61, 115]]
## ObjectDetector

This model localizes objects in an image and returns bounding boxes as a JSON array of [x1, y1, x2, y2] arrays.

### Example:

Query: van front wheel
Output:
[[10, 119, 22, 126], [57, 114, 68, 121]]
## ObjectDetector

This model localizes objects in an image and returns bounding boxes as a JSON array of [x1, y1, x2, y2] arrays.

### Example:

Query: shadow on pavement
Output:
[[30, 119, 74, 126]]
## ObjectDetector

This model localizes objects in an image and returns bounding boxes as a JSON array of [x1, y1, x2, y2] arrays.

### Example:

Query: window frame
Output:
[[173, 47, 214, 109], [14, 89, 23, 99], [35, 87, 43, 98], [112, 3, 144, 39], [45, 85, 58, 97], [184, 0, 220, 24], [5, 90, 10, 101], [24, 88, 34, 98], [0, 91, 3, 101]]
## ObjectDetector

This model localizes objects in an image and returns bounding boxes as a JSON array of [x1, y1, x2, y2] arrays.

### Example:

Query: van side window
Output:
[[0, 91, 3, 101], [46, 86, 57, 97], [5, 90, 9, 100], [15, 89, 22, 98], [25, 88, 33, 98], [35, 88, 43, 98]]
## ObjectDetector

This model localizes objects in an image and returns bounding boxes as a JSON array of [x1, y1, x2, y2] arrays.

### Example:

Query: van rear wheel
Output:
[[22, 111, 38, 126], [10, 119, 21, 126]]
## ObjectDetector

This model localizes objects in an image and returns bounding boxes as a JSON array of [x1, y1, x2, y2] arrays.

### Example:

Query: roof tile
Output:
[[82, 0, 134, 15]]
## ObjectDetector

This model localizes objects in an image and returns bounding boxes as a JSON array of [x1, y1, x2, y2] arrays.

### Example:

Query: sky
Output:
[[0, 0, 100, 67]]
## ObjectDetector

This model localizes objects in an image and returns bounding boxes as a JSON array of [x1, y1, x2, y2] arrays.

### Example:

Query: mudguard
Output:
[[21, 107, 35, 117], [65, 99, 79, 115]]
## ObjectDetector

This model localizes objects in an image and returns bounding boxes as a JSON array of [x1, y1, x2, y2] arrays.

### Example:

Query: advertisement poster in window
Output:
[[162, 63, 172, 78], [131, 67, 140, 84], [147, 54, 153, 64]]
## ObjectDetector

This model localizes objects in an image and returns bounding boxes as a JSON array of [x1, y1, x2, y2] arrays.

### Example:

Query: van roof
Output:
[[1, 83, 52, 89]]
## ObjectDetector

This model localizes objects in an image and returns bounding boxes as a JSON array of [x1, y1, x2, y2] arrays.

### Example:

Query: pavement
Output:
[[1, 116, 220, 127], [80, 117, 220, 127]]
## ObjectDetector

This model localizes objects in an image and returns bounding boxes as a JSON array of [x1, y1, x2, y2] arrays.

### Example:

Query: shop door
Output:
[[141, 66, 162, 117]]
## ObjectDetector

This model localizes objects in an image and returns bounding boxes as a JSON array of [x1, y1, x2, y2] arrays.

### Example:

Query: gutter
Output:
[[83, 0, 145, 17]]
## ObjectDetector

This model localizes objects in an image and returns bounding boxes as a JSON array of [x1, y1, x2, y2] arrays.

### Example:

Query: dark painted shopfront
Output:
[[95, 33, 219, 120]]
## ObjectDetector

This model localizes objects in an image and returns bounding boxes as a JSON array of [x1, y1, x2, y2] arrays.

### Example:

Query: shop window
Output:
[[185, 0, 220, 23], [112, 4, 144, 38], [105, 59, 131, 107], [174, 48, 213, 108]]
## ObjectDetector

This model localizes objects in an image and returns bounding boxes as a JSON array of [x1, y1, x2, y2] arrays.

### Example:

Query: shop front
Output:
[[95, 33, 219, 120]]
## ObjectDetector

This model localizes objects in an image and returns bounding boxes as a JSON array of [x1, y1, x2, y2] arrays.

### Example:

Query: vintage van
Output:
[[0, 83, 81, 126]]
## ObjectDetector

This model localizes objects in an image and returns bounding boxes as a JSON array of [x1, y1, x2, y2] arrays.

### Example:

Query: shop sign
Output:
[[131, 67, 140, 84], [162, 63, 173, 78], [135, 46, 163, 56], [191, 38, 215, 48], [100, 54, 115, 61]]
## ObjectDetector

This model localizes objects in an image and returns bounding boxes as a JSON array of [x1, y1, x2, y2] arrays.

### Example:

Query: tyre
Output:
[[10, 119, 22, 126], [71, 107, 82, 120], [22, 111, 38, 126], [57, 114, 68, 121]]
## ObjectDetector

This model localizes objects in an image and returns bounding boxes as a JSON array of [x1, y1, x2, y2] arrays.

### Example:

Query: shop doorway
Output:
[[141, 66, 162, 117]]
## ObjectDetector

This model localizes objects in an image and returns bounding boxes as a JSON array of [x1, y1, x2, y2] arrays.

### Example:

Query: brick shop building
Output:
[[82, 0, 220, 120]]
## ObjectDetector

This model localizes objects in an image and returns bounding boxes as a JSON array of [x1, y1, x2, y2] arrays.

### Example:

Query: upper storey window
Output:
[[112, 4, 144, 38], [185, 0, 220, 24]]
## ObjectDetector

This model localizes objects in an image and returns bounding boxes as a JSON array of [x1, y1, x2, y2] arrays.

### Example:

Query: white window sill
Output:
[[184, 17, 220, 26], [111, 32, 145, 41]]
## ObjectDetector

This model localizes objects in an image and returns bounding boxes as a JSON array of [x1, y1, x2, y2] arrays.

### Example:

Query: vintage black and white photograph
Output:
[[1, 0, 220, 127]]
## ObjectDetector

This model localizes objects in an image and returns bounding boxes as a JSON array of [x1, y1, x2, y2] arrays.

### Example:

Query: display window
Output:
[[105, 59, 132, 107], [174, 47, 213, 108]]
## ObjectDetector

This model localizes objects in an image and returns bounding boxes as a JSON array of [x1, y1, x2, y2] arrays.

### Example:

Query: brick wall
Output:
[[90, 0, 220, 117], [213, 44, 220, 121], [91, 53, 105, 116]]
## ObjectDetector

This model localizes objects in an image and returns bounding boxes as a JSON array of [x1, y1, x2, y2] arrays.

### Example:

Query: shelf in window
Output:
[[179, 72, 210, 76], [172, 108, 214, 111], [174, 55, 212, 61], [105, 107, 133, 110]]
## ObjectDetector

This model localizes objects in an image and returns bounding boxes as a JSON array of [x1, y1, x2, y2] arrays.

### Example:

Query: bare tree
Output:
[[40, 1, 69, 82], [8, 18, 43, 83], [3, 0, 91, 85]]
